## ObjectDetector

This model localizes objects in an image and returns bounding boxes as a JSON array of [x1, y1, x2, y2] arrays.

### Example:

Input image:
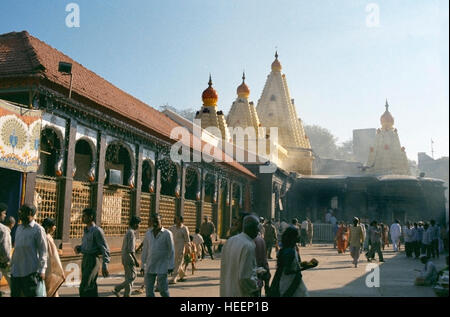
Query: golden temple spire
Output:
[[237, 71, 250, 98], [380, 98, 394, 130], [202, 74, 218, 106], [271, 51, 282, 72]]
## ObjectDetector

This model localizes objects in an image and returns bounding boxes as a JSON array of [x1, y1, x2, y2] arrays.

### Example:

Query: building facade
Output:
[[0, 31, 255, 258]]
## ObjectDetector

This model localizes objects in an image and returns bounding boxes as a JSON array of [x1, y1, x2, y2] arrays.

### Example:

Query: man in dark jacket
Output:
[[263, 220, 278, 259]]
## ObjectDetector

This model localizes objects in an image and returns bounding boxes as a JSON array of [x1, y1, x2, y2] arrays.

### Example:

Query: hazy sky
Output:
[[1, 0, 448, 160]]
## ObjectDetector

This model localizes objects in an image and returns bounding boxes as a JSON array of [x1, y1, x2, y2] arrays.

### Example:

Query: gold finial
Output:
[[237, 71, 250, 98], [380, 99, 394, 130], [202, 74, 218, 106], [271, 51, 282, 72]]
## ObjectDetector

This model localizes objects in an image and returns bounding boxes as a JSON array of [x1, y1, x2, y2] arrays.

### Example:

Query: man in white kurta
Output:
[[168, 215, 190, 284], [141, 213, 175, 297], [220, 215, 260, 297], [390, 220, 402, 252]]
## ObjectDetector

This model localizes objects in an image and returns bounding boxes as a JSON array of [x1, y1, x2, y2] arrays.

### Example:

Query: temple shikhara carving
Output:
[[365, 100, 410, 176], [195, 75, 230, 143], [223, 53, 313, 174]]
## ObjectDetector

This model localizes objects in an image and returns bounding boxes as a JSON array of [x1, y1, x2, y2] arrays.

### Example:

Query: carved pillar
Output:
[[24, 172, 37, 205], [59, 119, 77, 253], [212, 176, 219, 230], [153, 168, 161, 215], [93, 132, 107, 225], [133, 146, 143, 217], [197, 169, 206, 229], [177, 164, 186, 217], [59, 119, 76, 240], [226, 180, 233, 233]]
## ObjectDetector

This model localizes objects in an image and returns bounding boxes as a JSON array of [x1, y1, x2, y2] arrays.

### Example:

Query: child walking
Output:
[[183, 236, 197, 275]]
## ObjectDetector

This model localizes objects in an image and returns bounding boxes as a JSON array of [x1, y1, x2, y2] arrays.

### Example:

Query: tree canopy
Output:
[[304, 124, 354, 161]]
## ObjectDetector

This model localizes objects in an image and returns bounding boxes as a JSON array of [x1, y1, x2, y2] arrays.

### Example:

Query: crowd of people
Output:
[[220, 213, 318, 297], [326, 212, 449, 291], [0, 203, 67, 297], [1, 199, 447, 297], [0, 201, 218, 297]]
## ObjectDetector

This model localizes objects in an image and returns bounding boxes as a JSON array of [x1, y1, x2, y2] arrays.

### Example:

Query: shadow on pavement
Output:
[[307, 251, 446, 297]]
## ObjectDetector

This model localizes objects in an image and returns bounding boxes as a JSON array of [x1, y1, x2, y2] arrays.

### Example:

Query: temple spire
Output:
[[385, 98, 389, 111], [271, 51, 282, 72], [242, 71, 246, 83], [208, 73, 212, 87]]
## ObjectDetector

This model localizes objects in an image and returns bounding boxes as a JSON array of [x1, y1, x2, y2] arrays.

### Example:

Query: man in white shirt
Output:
[[390, 220, 402, 252], [0, 203, 14, 295], [169, 215, 190, 284], [113, 216, 141, 297], [141, 213, 175, 297], [10, 204, 48, 297], [220, 214, 260, 297]]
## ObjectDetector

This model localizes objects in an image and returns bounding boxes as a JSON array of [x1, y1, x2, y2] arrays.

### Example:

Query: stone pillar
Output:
[[197, 169, 206, 229], [24, 172, 37, 205], [59, 119, 77, 253], [212, 177, 219, 230], [244, 182, 251, 213], [152, 168, 161, 215], [216, 177, 224, 238], [133, 146, 143, 217], [227, 180, 233, 233], [93, 133, 107, 226], [177, 164, 186, 217], [258, 173, 274, 221]]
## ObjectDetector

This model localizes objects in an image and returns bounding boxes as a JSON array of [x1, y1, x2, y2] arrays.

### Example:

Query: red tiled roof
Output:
[[0, 31, 255, 178]]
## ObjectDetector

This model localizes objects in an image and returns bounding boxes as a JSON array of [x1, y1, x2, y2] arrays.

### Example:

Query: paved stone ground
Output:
[[1, 243, 446, 297]]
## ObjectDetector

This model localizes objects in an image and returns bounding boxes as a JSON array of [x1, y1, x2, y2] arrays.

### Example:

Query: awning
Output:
[[0, 99, 42, 173]]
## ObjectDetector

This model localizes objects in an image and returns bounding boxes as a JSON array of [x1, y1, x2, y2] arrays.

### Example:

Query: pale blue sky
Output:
[[1, 0, 448, 160]]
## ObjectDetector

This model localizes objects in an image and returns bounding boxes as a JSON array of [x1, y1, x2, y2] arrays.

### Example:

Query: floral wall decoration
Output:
[[0, 100, 42, 172]]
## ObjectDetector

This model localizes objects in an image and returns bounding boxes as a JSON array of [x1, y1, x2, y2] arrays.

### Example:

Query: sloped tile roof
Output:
[[0, 31, 254, 178]]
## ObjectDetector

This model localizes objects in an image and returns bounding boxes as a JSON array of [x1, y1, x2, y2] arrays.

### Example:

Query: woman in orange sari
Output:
[[42, 218, 65, 297], [336, 222, 349, 254]]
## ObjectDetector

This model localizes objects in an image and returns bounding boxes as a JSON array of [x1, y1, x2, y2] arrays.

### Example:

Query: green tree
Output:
[[304, 124, 338, 158], [304, 123, 355, 161], [335, 139, 354, 161]]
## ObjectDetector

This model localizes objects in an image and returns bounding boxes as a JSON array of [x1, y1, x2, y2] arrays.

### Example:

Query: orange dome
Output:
[[237, 72, 250, 98], [380, 99, 394, 130], [202, 75, 218, 107], [271, 51, 282, 72]]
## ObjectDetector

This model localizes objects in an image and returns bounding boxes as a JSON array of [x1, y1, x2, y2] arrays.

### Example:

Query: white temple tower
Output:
[[256, 52, 313, 174], [366, 100, 410, 175]]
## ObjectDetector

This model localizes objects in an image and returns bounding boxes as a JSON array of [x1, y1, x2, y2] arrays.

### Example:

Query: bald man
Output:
[[220, 215, 260, 297]]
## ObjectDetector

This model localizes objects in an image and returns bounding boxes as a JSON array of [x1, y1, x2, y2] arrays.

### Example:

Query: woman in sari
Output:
[[269, 226, 318, 297], [336, 222, 349, 254], [42, 218, 65, 297]]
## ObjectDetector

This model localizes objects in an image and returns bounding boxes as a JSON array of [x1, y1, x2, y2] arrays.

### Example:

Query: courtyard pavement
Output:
[[1, 243, 446, 297]]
